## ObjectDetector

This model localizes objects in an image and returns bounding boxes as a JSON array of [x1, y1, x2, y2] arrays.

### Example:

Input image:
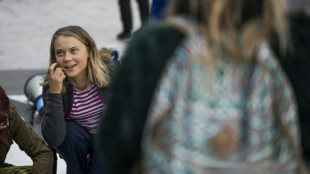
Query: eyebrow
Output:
[[55, 46, 79, 51]]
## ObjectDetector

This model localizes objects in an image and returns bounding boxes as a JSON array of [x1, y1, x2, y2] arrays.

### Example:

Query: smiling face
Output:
[[53, 36, 89, 82]]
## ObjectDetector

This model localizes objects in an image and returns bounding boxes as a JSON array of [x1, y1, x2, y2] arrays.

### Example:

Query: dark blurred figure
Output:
[[98, 0, 305, 173], [270, 8, 310, 161], [117, 0, 150, 41]]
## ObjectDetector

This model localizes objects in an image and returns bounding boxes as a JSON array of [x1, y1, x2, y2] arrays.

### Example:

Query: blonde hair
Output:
[[42, 26, 110, 93], [99, 47, 116, 74], [167, 0, 288, 61]]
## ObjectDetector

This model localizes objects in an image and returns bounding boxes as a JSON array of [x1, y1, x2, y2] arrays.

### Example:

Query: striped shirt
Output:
[[68, 84, 105, 134]]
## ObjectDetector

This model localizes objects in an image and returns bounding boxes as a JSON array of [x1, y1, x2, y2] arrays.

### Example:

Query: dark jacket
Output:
[[96, 22, 185, 174], [41, 81, 110, 148], [0, 102, 54, 174]]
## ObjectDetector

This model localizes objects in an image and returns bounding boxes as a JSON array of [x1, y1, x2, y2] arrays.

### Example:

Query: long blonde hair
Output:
[[42, 26, 110, 93], [166, 0, 288, 61]]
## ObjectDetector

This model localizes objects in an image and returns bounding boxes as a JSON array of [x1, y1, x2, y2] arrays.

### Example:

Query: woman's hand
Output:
[[48, 63, 66, 94]]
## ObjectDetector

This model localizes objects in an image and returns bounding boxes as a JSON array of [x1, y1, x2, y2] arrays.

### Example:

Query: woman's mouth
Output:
[[65, 64, 76, 70]]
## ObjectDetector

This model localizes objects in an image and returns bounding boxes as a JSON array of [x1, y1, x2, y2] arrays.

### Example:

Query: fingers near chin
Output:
[[49, 63, 57, 73]]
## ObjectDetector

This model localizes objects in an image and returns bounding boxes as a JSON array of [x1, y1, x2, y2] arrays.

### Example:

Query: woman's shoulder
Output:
[[133, 20, 186, 42], [8, 102, 17, 122], [98, 85, 110, 101], [257, 41, 283, 72], [7, 102, 25, 139]]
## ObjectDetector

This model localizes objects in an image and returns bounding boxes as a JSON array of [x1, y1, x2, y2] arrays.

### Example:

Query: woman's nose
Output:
[[64, 52, 72, 61]]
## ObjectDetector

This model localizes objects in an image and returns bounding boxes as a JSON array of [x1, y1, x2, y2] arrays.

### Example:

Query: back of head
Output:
[[166, 0, 288, 60]]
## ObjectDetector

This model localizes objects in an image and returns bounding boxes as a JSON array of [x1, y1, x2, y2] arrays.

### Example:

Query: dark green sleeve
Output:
[[96, 22, 185, 174]]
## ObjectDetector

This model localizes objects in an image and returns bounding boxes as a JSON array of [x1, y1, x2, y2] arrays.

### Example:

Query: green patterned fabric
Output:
[[0, 164, 32, 174]]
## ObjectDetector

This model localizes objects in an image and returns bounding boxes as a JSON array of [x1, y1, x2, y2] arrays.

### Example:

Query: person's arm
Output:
[[272, 62, 301, 172], [10, 103, 54, 174], [265, 42, 300, 149], [270, 11, 310, 160], [272, 67, 300, 139], [41, 85, 67, 147], [262, 43, 301, 171]]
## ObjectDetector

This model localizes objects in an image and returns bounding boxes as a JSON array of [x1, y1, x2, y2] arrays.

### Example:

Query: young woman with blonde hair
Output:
[[41, 26, 112, 174]]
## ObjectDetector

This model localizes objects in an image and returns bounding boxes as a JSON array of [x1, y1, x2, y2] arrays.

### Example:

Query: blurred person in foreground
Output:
[[41, 26, 113, 174], [0, 86, 54, 174], [97, 0, 305, 174]]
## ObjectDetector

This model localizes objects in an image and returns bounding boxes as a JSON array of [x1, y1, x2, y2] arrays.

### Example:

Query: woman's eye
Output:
[[71, 49, 78, 54], [56, 50, 65, 57]]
